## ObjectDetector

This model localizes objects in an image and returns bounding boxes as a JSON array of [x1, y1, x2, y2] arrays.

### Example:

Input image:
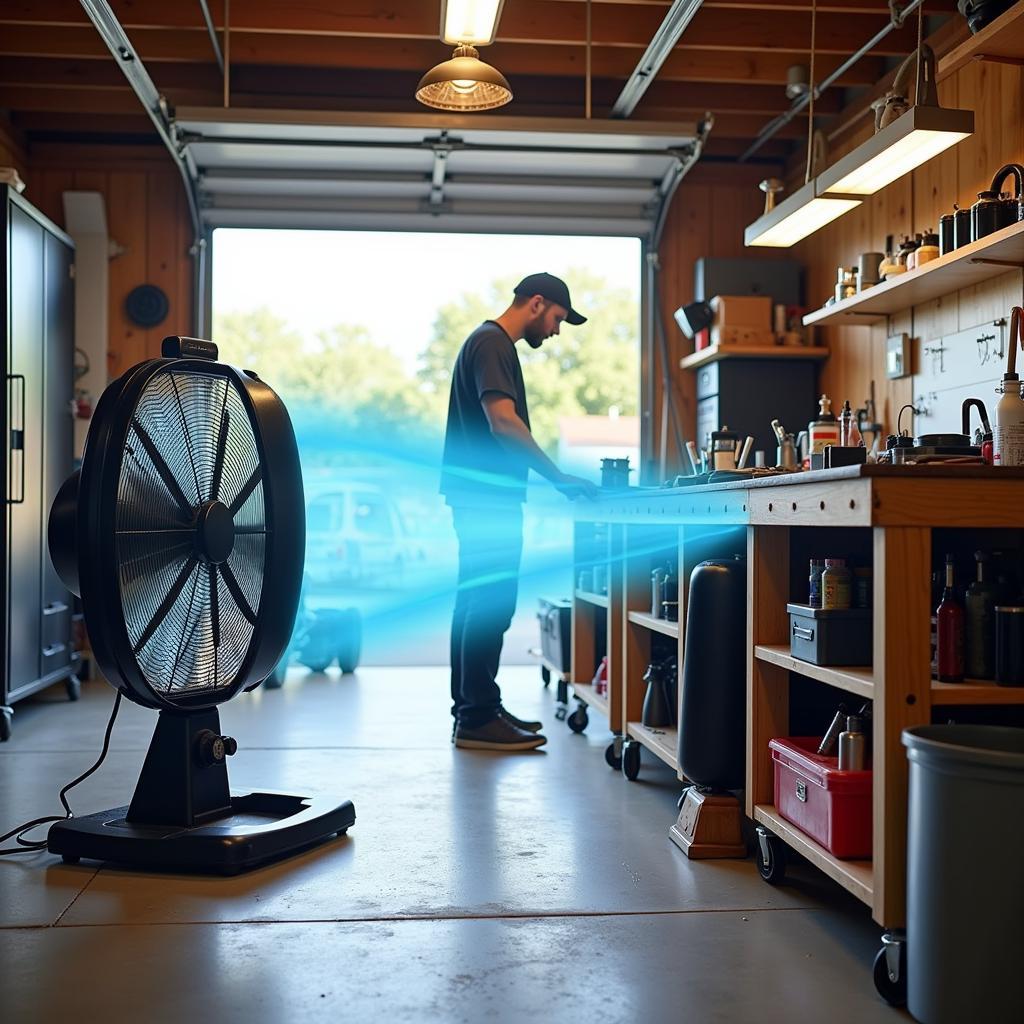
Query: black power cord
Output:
[[0, 691, 122, 855]]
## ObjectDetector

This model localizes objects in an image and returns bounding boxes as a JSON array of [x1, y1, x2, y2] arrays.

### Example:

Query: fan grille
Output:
[[117, 368, 267, 699]]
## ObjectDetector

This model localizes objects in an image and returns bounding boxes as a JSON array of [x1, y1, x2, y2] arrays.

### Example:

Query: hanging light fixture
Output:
[[416, 0, 512, 111], [745, 2, 973, 247]]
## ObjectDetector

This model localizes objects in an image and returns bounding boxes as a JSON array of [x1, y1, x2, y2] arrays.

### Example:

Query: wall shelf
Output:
[[754, 805, 873, 906], [627, 610, 680, 638], [575, 589, 609, 608], [572, 682, 610, 719], [803, 220, 1024, 327], [938, 1, 1024, 81], [680, 344, 829, 371], [755, 644, 874, 700], [626, 721, 678, 771], [930, 678, 1024, 705]]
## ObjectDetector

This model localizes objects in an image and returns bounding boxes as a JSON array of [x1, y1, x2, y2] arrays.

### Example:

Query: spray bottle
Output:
[[993, 306, 1024, 467]]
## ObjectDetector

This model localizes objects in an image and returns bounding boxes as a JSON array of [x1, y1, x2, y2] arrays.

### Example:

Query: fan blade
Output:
[[221, 559, 257, 625], [131, 417, 195, 518], [132, 554, 199, 655], [229, 465, 263, 516], [210, 407, 230, 503], [170, 373, 203, 504], [168, 563, 201, 684], [209, 564, 220, 647]]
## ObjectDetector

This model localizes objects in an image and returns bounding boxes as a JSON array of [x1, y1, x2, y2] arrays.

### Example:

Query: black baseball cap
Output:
[[513, 272, 587, 325]]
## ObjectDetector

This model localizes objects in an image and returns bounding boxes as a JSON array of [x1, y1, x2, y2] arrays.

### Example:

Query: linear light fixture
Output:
[[816, 104, 974, 196], [744, 178, 861, 248], [441, 0, 506, 45]]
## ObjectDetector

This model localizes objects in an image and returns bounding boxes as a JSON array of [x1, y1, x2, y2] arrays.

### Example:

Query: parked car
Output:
[[303, 482, 424, 588]]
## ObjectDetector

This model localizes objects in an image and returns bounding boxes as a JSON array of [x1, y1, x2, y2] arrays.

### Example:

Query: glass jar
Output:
[[822, 558, 852, 610]]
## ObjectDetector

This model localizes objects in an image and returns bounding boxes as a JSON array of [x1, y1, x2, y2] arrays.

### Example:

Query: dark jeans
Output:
[[449, 502, 524, 728]]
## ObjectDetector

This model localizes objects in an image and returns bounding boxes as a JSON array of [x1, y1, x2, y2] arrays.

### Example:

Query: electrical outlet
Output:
[[886, 333, 910, 379]]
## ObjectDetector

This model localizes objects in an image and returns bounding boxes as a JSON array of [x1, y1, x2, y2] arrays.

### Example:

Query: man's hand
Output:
[[554, 473, 601, 501]]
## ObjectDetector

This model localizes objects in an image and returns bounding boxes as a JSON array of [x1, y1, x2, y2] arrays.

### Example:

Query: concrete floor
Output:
[[0, 666, 907, 1022]]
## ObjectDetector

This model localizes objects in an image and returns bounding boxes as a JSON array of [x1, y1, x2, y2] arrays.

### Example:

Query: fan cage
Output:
[[116, 366, 267, 701]]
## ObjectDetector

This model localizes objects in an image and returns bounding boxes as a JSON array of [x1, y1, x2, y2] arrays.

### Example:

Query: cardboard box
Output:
[[710, 324, 776, 348], [710, 294, 772, 329]]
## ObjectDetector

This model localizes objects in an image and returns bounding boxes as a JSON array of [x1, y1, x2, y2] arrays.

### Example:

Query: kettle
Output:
[[971, 164, 1024, 241]]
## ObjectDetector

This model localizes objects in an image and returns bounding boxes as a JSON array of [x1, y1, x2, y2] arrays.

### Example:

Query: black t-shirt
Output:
[[440, 321, 531, 505]]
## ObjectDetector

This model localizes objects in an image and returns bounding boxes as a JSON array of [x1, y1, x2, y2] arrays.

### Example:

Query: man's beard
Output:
[[523, 316, 547, 348]]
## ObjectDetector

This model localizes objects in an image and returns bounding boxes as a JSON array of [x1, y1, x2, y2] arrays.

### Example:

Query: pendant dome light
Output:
[[416, 44, 512, 111], [416, 1, 512, 111]]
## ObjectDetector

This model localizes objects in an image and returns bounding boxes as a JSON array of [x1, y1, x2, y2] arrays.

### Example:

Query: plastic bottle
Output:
[[808, 394, 839, 457], [993, 306, 1024, 467], [936, 554, 965, 682], [965, 551, 997, 679], [838, 716, 866, 771]]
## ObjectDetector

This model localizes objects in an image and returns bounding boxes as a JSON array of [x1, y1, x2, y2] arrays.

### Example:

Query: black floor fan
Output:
[[46, 336, 355, 872]]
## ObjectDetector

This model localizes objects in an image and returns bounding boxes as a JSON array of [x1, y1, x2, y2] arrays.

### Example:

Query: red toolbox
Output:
[[768, 737, 872, 859]]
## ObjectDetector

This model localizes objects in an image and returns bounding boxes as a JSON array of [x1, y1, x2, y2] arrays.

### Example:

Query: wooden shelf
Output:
[[755, 645, 874, 700], [572, 682, 610, 719], [938, 1, 1024, 80], [930, 678, 1024, 705], [627, 610, 680, 638], [680, 344, 829, 371], [754, 804, 873, 906], [575, 589, 609, 609], [626, 721, 678, 771], [803, 220, 1024, 327]]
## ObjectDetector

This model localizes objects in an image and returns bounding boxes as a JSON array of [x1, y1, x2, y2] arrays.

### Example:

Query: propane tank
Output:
[[994, 306, 1024, 467]]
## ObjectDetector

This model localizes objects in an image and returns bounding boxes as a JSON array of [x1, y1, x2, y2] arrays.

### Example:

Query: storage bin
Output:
[[769, 736, 872, 858], [787, 603, 872, 667], [537, 597, 572, 674]]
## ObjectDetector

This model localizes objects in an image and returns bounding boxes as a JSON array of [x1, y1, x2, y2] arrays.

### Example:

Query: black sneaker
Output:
[[499, 707, 543, 733], [455, 716, 547, 751]]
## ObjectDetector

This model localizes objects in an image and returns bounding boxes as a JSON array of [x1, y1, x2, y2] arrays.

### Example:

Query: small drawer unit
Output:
[[787, 603, 872, 667], [769, 737, 872, 858]]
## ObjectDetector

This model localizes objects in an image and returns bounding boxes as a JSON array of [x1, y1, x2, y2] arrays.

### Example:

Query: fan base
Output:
[[47, 790, 355, 874]]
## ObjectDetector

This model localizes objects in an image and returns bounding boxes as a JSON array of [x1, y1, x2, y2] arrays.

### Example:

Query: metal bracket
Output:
[[969, 258, 1024, 269]]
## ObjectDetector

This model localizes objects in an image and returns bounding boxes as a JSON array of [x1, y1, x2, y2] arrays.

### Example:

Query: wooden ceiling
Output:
[[0, 1, 963, 169]]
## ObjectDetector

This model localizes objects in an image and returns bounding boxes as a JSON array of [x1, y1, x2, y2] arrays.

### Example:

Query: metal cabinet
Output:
[[2, 186, 77, 738]]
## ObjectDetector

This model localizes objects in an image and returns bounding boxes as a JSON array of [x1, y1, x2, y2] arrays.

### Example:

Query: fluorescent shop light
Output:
[[817, 105, 974, 196], [744, 178, 861, 248], [441, 0, 506, 45]]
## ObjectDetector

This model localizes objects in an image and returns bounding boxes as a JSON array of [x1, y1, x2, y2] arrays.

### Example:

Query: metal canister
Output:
[[651, 567, 666, 618], [939, 213, 955, 256], [953, 205, 972, 250]]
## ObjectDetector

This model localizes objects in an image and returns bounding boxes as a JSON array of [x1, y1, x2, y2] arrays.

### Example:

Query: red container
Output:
[[769, 736, 872, 858]]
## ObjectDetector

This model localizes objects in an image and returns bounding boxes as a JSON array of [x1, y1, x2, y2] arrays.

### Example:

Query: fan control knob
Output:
[[196, 730, 238, 767]]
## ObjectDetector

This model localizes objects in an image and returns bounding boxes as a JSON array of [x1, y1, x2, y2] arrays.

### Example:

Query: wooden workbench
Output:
[[572, 465, 1024, 930]]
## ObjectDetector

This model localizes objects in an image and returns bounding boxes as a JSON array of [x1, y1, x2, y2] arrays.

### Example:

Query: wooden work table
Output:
[[571, 465, 1024, 930]]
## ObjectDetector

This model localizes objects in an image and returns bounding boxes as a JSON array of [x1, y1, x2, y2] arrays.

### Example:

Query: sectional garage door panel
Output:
[[176, 109, 700, 237]]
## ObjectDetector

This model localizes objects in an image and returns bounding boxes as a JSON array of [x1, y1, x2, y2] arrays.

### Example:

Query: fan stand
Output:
[[48, 707, 355, 873]]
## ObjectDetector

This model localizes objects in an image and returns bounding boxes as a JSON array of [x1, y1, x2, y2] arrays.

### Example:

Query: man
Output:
[[441, 272, 598, 752]]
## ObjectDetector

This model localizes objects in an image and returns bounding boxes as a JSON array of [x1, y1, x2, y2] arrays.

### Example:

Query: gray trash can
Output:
[[902, 725, 1024, 1024]]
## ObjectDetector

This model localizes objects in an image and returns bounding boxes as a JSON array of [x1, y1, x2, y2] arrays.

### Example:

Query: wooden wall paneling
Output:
[[27, 169, 74, 227], [105, 171, 148, 377], [145, 170, 187, 351]]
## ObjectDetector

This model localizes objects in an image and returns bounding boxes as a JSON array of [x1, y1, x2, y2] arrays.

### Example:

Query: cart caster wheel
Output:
[[541, 666, 551, 687], [622, 739, 641, 781], [62, 854, 80, 865], [556, 678, 569, 705], [873, 933, 907, 1006], [567, 707, 589, 733], [604, 740, 622, 771], [755, 826, 787, 884], [0, 706, 12, 742], [65, 675, 81, 702]]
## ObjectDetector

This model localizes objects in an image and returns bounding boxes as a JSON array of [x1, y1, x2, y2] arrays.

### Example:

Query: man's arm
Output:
[[481, 393, 599, 499]]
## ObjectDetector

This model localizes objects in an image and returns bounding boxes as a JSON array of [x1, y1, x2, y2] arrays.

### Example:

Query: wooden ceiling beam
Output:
[[0, 26, 886, 88], [0, 0, 927, 55]]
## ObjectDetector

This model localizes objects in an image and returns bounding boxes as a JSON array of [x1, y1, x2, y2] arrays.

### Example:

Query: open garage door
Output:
[[176, 109, 704, 237]]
